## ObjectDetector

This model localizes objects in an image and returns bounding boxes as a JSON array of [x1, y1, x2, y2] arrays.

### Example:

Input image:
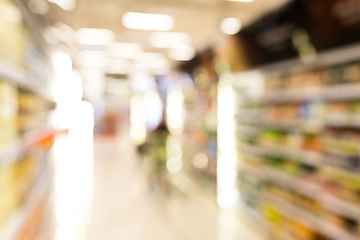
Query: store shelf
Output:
[[263, 83, 360, 103], [239, 143, 323, 167], [0, 122, 62, 170], [0, 58, 52, 101], [241, 162, 321, 199], [265, 193, 320, 228], [236, 126, 261, 137], [264, 167, 320, 198], [0, 171, 52, 240], [321, 193, 360, 220], [320, 221, 359, 240], [265, 193, 359, 240]]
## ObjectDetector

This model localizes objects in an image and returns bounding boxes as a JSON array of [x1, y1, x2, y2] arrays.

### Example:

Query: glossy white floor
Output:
[[85, 126, 267, 240]]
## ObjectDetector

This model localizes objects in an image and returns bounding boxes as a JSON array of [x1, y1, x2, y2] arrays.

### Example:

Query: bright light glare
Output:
[[217, 86, 235, 120], [167, 157, 182, 173], [193, 153, 208, 170], [122, 12, 174, 31], [108, 43, 144, 59], [220, 18, 241, 35], [49, 0, 76, 11], [217, 189, 238, 209], [76, 28, 115, 46], [217, 76, 238, 209], [169, 45, 195, 61], [53, 52, 72, 80], [52, 73, 84, 129], [130, 95, 147, 145], [52, 52, 85, 130], [166, 85, 184, 135], [144, 91, 163, 131], [149, 32, 191, 48], [53, 101, 94, 240]]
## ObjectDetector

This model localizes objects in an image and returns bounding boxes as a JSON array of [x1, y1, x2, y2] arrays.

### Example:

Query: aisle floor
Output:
[[86, 128, 267, 240]]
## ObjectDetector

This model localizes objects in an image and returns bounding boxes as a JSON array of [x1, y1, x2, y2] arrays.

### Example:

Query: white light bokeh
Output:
[[193, 153, 209, 170], [122, 12, 174, 31], [220, 18, 242, 35], [130, 95, 147, 145], [166, 85, 184, 135], [166, 157, 183, 173]]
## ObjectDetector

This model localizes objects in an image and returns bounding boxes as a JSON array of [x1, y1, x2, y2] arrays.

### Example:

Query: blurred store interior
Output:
[[1, 0, 360, 239]]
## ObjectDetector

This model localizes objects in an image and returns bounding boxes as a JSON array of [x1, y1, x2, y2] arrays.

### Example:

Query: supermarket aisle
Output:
[[86, 124, 266, 240]]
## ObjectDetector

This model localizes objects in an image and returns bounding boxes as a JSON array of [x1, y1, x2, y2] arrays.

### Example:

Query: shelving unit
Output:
[[0, 0, 60, 239], [234, 54, 360, 239]]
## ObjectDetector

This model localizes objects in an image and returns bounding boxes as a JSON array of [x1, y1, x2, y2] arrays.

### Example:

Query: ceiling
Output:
[[36, 0, 292, 60], [20, 0, 292, 98]]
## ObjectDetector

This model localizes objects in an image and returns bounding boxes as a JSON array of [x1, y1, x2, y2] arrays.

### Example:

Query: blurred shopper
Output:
[[143, 119, 169, 195]]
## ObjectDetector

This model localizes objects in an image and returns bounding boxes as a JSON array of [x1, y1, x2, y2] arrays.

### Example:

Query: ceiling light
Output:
[[169, 45, 195, 61], [76, 28, 115, 46], [122, 12, 174, 31], [107, 43, 143, 59], [149, 32, 191, 48], [220, 18, 242, 35]]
